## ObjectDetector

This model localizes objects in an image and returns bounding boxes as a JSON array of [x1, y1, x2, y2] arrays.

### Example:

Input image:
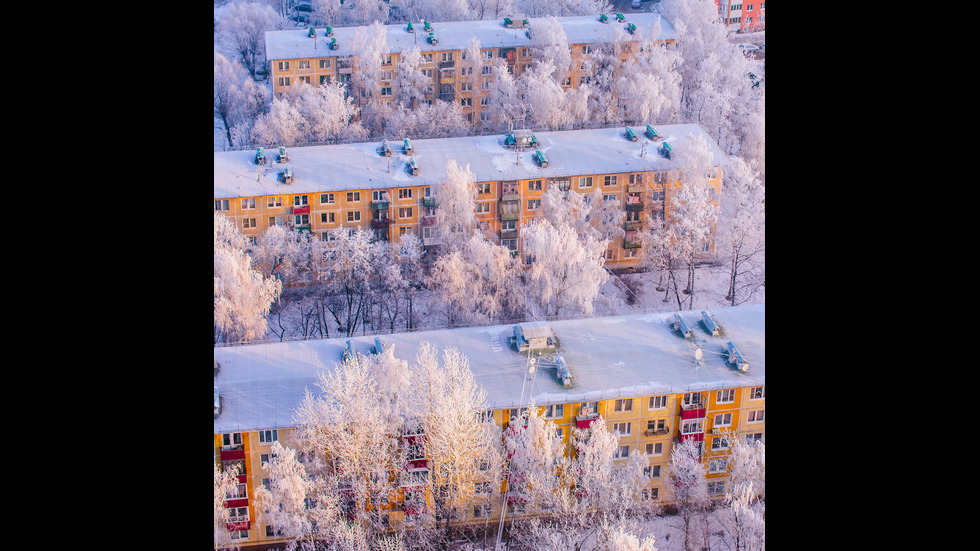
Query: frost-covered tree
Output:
[[503, 402, 566, 514], [214, 213, 282, 343], [216, 1, 285, 78], [252, 96, 306, 147], [410, 342, 502, 537], [250, 225, 308, 283], [214, 52, 268, 150], [529, 16, 572, 79], [214, 461, 243, 551], [433, 160, 478, 252], [671, 134, 720, 307], [429, 232, 525, 326], [293, 351, 400, 541], [287, 80, 367, 144], [667, 437, 709, 551], [612, 22, 682, 125], [254, 441, 314, 543], [521, 218, 609, 318], [393, 47, 431, 109], [717, 156, 764, 306], [317, 227, 381, 337]]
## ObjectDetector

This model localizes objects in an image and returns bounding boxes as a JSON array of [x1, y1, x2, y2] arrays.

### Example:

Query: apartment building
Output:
[[264, 13, 677, 125], [714, 0, 765, 33], [214, 303, 765, 548], [213, 124, 728, 274]]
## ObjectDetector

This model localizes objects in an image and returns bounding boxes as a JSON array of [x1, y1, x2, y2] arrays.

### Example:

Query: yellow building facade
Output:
[[264, 13, 677, 126], [214, 305, 765, 548], [214, 124, 726, 275]]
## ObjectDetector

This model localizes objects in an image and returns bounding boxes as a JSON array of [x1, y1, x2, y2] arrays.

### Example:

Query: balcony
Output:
[[625, 196, 643, 211], [624, 220, 642, 231], [371, 218, 390, 229], [422, 215, 437, 226], [500, 229, 518, 240], [627, 184, 644, 194], [575, 412, 600, 429], [219, 448, 245, 462], [422, 197, 436, 207], [370, 199, 390, 210], [644, 427, 670, 437], [293, 205, 310, 215]]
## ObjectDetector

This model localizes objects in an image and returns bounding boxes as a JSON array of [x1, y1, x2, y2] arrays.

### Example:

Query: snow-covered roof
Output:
[[213, 124, 728, 200], [265, 13, 676, 62], [213, 304, 765, 434]]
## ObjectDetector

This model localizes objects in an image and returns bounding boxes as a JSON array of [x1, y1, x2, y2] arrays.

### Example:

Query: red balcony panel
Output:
[[237, 474, 247, 485], [226, 521, 250, 531], [681, 408, 706, 420], [226, 498, 249, 509], [680, 433, 704, 443], [404, 504, 424, 515], [576, 418, 597, 429], [220, 448, 246, 461], [407, 459, 428, 470], [293, 206, 310, 215]]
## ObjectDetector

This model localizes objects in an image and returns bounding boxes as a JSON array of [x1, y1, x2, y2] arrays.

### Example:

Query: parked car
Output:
[[631, 0, 641, 7]]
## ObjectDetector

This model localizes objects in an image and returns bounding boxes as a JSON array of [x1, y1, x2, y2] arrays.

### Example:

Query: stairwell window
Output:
[[258, 429, 279, 443], [614, 398, 633, 412]]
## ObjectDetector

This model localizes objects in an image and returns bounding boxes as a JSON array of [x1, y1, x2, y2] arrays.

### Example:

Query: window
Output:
[[642, 488, 659, 501], [241, 198, 255, 209], [713, 412, 732, 427], [474, 503, 491, 518], [646, 419, 666, 434], [527, 199, 541, 210], [214, 199, 229, 211], [613, 422, 631, 436], [477, 182, 491, 194], [748, 410, 765, 423], [649, 395, 667, 410], [711, 435, 730, 451], [578, 176, 593, 189], [460, 98, 472, 107], [615, 445, 630, 458], [527, 179, 542, 191], [603, 194, 618, 203], [475, 202, 490, 214], [746, 433, 763, 444], [399, 207, 413, 218], [709, 459, 728, 474], [398, 188, 413, 199], [222, 433, 243, 448], [294, 214, 308, 226], [269, 216, 283, 226], [717, 389, 735, 403], [482, 65, 493, 75], [544, 404, 564, 418], [614, 398, 633, 412], [243, 218, 256, 229], [681, 419, 704, 434], [476, 410, 494, 424], [267, 196, 282, 208], [347, 211, 361, 222], [750, 386, 765, 400], [624, 248, 638, 259], [320, 193, 334, 205], [298, 60, 310, 69], [277, 61, 290, 71], [603, 175, 618, 187], [474, 481, 491, 496], [278, 77, 290, 87], [683, 392, 703, 407], [319, 59, 331, 69], [707, 481, 725, 495], [399, 226, 414, 236], [321, 212, 335, 223], [381, 87, 392, 97], [645, 442, 664, 456], [294, 195, 309, 206]]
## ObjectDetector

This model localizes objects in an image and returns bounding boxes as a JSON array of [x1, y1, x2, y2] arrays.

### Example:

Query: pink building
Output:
[[715, 0, 765, 33]]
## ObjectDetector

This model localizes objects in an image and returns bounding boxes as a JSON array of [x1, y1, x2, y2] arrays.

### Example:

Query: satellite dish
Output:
[[694, 348, 703, 361]]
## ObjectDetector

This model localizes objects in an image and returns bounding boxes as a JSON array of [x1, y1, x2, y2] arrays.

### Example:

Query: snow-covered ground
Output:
[[258, 258, 763, 344]]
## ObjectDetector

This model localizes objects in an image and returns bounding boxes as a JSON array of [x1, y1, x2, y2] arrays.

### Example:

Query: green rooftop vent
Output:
[[660, 142, 672, 159], [423, 20, 432, 31], [625, 126, 637, 141], [616, 13, 625, 22], [627, 22, 636, 34], [408, 157, 419, 175], [428, 32, 438, 44], [255, 147, 266, 165], [534, 150, 548, 168], [325, 26, 333, 36], [308, 27, 316, 38], [403, 138, 413, 154], [278, 146, 288, 161], [599, 13, 609, 23], [407, 21, 414, 32], [330, 37, 338, 49], [645, 125, 659, 140]]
